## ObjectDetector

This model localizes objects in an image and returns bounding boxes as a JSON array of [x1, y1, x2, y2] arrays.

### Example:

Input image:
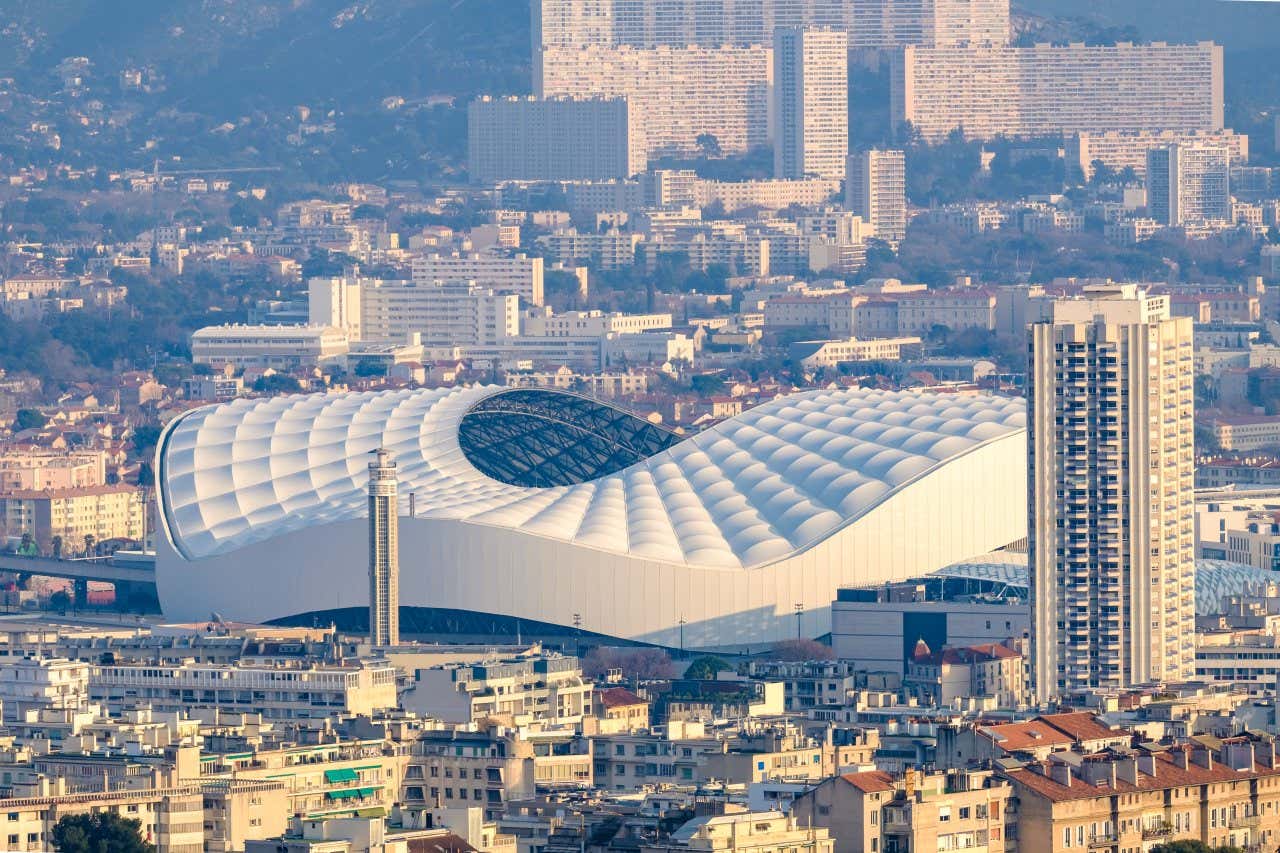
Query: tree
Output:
[[684, 655, 730, 679], [695, 133, 722, 159], [51, 811, 155, 853], [768, 638, 835, 661], [14, 408, 47, 431], [690, 373, 726, 396], [49, 590, 71, 614], [51, 536, 63, 560], [582, 647, 676, 681], [1150, 842, 1243, 853], [253, 374, 303, 394]]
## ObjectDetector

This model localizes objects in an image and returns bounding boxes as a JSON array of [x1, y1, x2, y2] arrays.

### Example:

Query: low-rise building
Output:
[[191, 325, 350, 370], [402, 655, 591, 728]]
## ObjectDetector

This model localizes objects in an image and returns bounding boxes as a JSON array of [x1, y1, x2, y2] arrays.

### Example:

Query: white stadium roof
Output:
[[159, 385, 1027, 569]]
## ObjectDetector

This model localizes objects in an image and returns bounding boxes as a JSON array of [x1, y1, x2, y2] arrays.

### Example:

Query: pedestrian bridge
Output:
[[0, 552, 157, 609]]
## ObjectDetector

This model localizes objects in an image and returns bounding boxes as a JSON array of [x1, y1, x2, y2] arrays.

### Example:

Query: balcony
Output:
[[1230, 814, 1260, 830], [1141, 824, 1173, 840]]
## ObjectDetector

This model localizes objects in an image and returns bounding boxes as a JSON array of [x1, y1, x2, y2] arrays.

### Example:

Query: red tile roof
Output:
[[597, 687, 646, 709], [841, 771, 896, 793], [1004, 748, 1280, 803]]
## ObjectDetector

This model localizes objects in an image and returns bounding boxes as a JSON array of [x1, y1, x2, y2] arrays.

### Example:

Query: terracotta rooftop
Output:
[[1004, 747, 1280, 803], [597, 687, 646, 709], [841, 770, 896, 793]]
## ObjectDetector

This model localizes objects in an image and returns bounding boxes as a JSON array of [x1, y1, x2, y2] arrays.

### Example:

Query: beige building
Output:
[[1206, 415, 1280, 451], [697, 178, 841, 213], [793, 768, 1014, 853], [904, 641, 1024, 708], [403, 655, 592, 728], [1028, 285, 1196, 701], [893, 42, 1224, 142], [0, 451, 106, 491], [1003, 738, 1280, 853], [311, 276, 520, 348], [0, 484, 145, 547]]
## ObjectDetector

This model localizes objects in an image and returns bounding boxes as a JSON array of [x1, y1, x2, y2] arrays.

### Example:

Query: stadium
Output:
[[155, 385, 1030, 649]]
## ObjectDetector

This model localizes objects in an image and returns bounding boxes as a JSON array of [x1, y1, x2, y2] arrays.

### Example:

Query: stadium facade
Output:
[[156, 386, 1028, 648]]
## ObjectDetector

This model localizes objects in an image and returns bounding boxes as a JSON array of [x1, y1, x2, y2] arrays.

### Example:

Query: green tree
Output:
[[690, 374, 726, 396], [14, 409, 47, 431], [51, 811, 155, 853], [684, 655, 730, 679], [1150, 841, 1243, 853], [48, 590, 71, 614], [253, 374, 303, 394], [695, 133, 722, 158]]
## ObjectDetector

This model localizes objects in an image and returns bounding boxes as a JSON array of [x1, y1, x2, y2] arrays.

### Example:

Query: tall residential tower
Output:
[[368, 448, 400, 647], [1028, 285, 1195, 703], [846, 149, 907, 242], [774, 27, 849, 180], [1146, 143, 1231, 226]]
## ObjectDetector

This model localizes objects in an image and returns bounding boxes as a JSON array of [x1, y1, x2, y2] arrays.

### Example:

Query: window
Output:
[[959, 808, 970, 820], [939, 806, 951, 822]]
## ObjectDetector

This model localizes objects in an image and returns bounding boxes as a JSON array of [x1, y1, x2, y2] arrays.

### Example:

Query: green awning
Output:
[[357, 788, 377, 798], [325, 789, 357, 801], [325, 769, 359, 784], [356, 807, 386, 818]]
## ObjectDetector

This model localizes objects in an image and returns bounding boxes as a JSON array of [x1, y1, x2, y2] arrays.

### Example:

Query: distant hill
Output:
[[1015, 0, 1280, 51], [0, 0, 532, 113]]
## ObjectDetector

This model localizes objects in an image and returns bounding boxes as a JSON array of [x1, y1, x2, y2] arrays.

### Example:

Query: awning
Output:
[[325, 789, 358, 801], [356, 807, 387, 818], [324, 769, 359, 784], [357, 787, 377, 798]]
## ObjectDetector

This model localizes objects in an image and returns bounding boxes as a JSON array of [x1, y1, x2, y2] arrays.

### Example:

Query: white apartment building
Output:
[[190, 325, 349, 369], [790, 335, 923, 369], [0, 787, 206, 853], [0, 658, 90, 722], [639, 234, 770, 276], [536, 231, 642, 270], [410, 253, 545, 306], [846, 149, 907, 242], [641, 811, 833, 853], [537, 44, 773, 158], [468, 96, 645, 184], [1147, 143, 1232, 226], [1068, 130, 1248, 182], [403, 656, 591, 727], [1028, 285, 1196, 702], [773, 27, 848, 180], [522, 308, 671, 337], [90, 660, 397, 719], [696, 178, 841, 213], [310, 277, 519, 348], [893, 41, 1224, 142]]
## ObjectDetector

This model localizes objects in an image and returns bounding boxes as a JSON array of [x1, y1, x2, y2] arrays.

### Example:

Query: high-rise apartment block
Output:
[[893, 42, 1224, 142], [537, 44, 773, 158], [532, 0, 1006, 53], [1146, 143, 1232, 226], [1027, 285, 1195, 703], [368, 448, 399, 648], [468, 95, 645, 184], [773, 28, 849, 180], [846, 149, 907, 242]]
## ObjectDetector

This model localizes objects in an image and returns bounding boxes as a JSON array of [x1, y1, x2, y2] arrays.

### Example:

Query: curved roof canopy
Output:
[[459, 389, 682, 487], [158, 385, 1026, 567]]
